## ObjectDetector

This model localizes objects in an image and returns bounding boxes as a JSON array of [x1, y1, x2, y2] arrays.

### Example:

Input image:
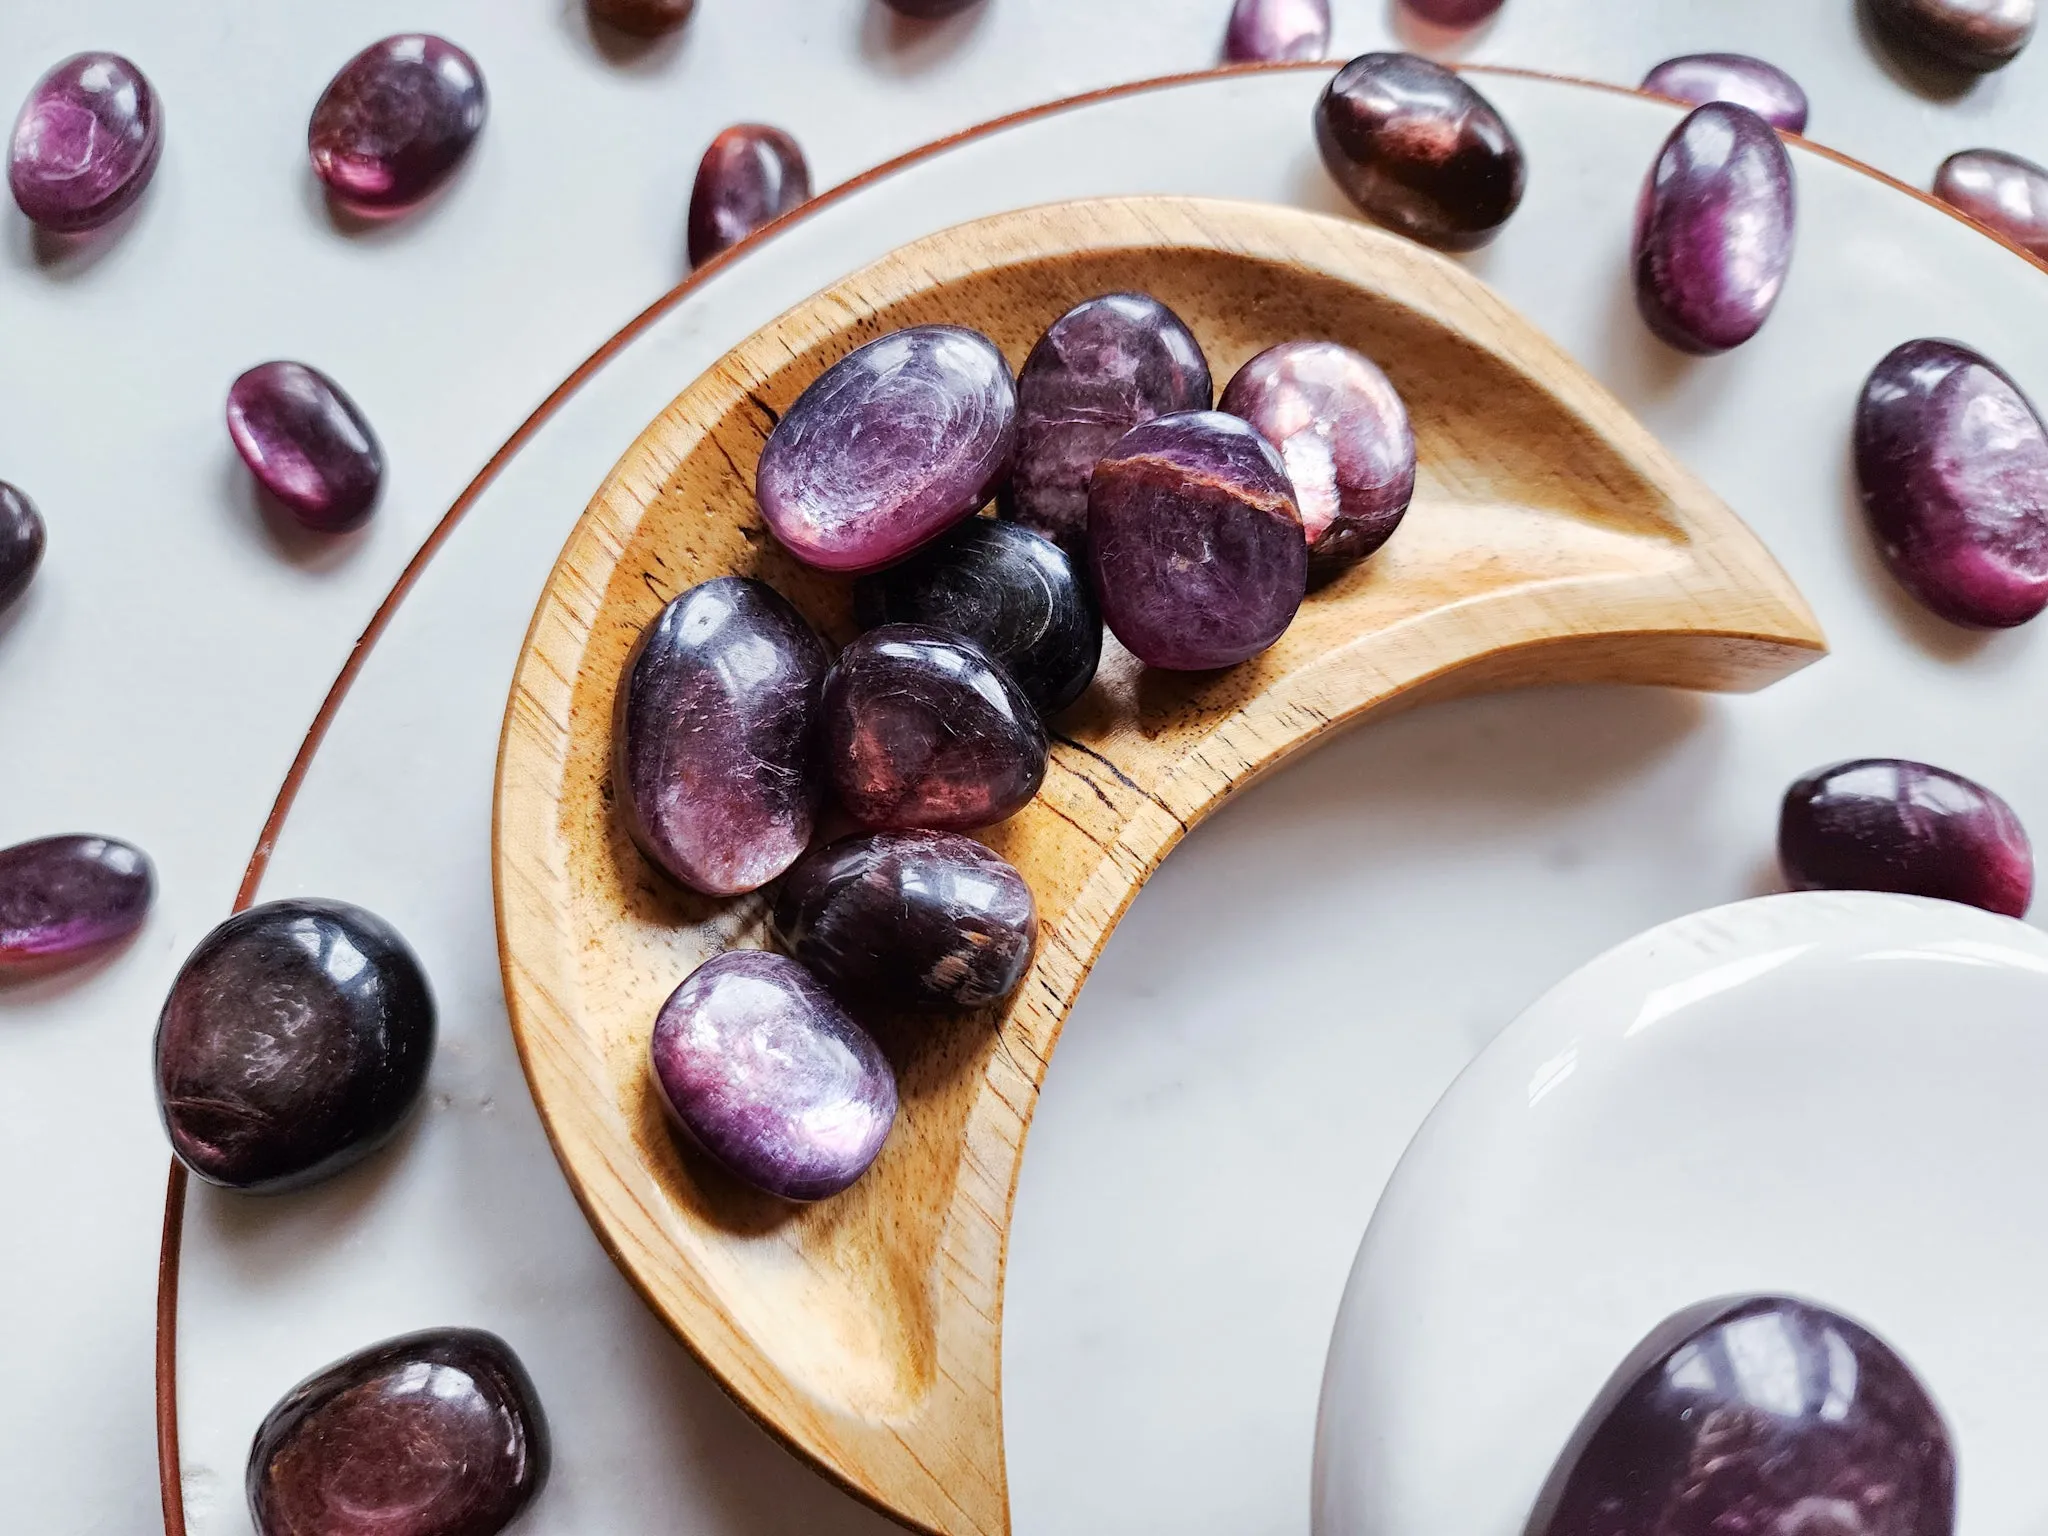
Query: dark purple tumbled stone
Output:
[[1869, 0, 2035, 73], [155, 899, 436, 1193], [1399, 0, 1505, 25], [1219, 341, 1414, 575], [757, 326, 1018, 574], [1223, 0, 1331, 61], [248, 1328, 549, 1536], [309, 35, 486, 216], [588, 0, 695, 36], [1855, 338, 2048, 628], [823, 625, 1046, 831], [8, 52, 161, 234], [1641, 52, 1810, 134], [1315, 53, 1525, 251], [614, 577, 827, 896], [227, 362, 384, 533], [1633, 102, 1795, 355], [999, 293, 1212, 553], [0, 481, 45, 613], [1530, 1295, 1955, 1536], [774, 830, 1038, 1012], [1780, 757, 2032, 917], [0, 835, 153, 968], [688, 124, 810, 268], [1089, 411, 1306, 670], [1935, 148, 2048, 258], [650, 950, 895, 1201]]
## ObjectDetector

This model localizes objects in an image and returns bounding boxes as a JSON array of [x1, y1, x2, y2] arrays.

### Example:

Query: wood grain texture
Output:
[[492, 196, 1825, 1536]]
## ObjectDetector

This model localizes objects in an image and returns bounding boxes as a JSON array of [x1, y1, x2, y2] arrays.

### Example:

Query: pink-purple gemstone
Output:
[[1641, 52, 1810, 134], [1219, 342, 1414, 576], [8, 52, 161, 234], [1856, 338, 2048, 628], [226, 362, 384, 533], [1935, 148, 2048, 258], [588, 0, 696, 36], [649, 950, 896, 1201], [1399, 0, 1506, 26], [0, 481, 45, 613], [1868, 0, 2035, 73], [756, 326, 1017, 574], [688, 124, 810, 268], [1633, 102, 1795, 356], [1089, 410, 1306, 670], [0, 835, 153, 969], [1223, 0, 1331, 62], [1529, 1296, 1955, 1536], [309, 35, 486, 216], [614, 577, 826, 896]]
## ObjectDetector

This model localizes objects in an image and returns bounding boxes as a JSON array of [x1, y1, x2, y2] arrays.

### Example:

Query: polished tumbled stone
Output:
[[1222, 0, 1331, 61], [1935, 148, 2048, 257], [227, 362, 385, 532], [688, 123, 809, 268], [309, 35, 487, 215], [0, 835, 153, 969], [0, 481, 45, 613], [1400, 0, 1505, 24], [1868, 0, 2035, 73], [1641, 51, 1810, 133], [588, 0, 695, 36], [8, 51, 161, 233]]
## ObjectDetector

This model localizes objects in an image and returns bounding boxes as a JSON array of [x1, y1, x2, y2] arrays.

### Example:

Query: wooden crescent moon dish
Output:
[[492, 195, 1826, 1536]]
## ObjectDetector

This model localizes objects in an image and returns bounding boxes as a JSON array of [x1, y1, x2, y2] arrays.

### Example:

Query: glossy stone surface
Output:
[[1000, 293, 1212, 552], [1641, 52, 1810, 133], [0, 835, 153, 968], [688, 123, 810, 268], [1219, 341, 1414, 575], [649, 950, 895, 1201], [1935, 148, 2048, 258], [1855, 338, 2048, 627], [588, 0, 695, 36], [1088, 411, 1306, 669], [227, 362, 385, 533], [0, 481, 45, 613], [155, 899, 436, 1193], [1869, 0, 2035, 73], [1315, 53, 1525, 251], [614, 577, 826, 896], [1530, 1295, 1955, 1536], [823, 625, 1046, 831], [1223, 0, 1331, 61], [757, 326, 1018, 573], [1399, 0, 1505, 25], [247, 1328, 549, 1536], [8, 52, 161, 234], [854, 517, 1100, 714], [775, 830, 1038, 1012], [1633, 102, 1795, 355], [1780, 758, 2032, 917], [309, 35, 486, 216]]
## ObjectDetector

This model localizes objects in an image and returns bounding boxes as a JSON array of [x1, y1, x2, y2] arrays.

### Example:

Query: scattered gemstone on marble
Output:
[[614, 577, 827, 896], [1089, 410, 1306, 670], [226, 362, 385, 533], [775, 830, 1038, 1012], [880, 0, 983, 14], [0, 481, 45, 613], [823, 624, 1046, 831], [247, 1328, 549, 1536], [1868, 0, 2035, 73], [688, 123, 810, 268], [1219, 341, 1414, 576], [757, 326, 1018, 573], [1315, 53, 1525, 251], [1529, 1295, 1956, 1536], [856, 517, 1100, 714], [1855, 337, 2048, 628], [588, 0, 695, 36], [155, 899, 436, 1193], [1000, 293, 1212, 553], [1935, 148, 2048, 258], [1780, 758, 2032, 917], [8, 52, 161, 234], [1641, 52, 1810, 133], [309, 35, 487, 216], [650, 949, 895, 1201], [1633, 102, 1795, 355], [0, 835, 153, 969], [1223, 0, 1331, 62], [1399, 0, 1505, 25]]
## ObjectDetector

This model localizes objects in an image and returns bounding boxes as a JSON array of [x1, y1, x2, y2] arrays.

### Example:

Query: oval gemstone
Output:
[[1000, 293, 1212, 552], [309, 35, 487, 216], [614, 577, 826, 896], [688, 123, 809, 268], [1399, 0, 1506, 24], [1223, 0, 1331, 62], [155, 899, 436, 1193], [0, 835, 153, 968], [1633, 102, 1795, 355], [227, 362, 385, 533], [1855, 338, 2048, 628], [1641, 52, 1810, 134], [1868, 0, 2035, 73], [1089, 410, 1306, 670], [247, 1328, 549, 1536], [775, 830, 1038, 1012], [0, 481, 45, 613], [757, 326, 1018, 574], [8, 52, 161, 235], [855, 517, 1101, 714], [588, 0, 695, 36], [1530, 1296, 1955, 1536], [1315, 53, 1526, 251], [650, 950, 895, 1201], [1780, 758, 2032, 917], [1935, 148, 2048, 258], [1219, 341, 1415, 576], [823, 625, 1046, 831]]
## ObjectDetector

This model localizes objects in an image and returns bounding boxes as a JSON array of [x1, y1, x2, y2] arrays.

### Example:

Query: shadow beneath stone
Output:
[[858, 0, 990, 76], [1834, 431, 1995, 663], [0, 579, 37, 651], [219, 453, 372, 574], [634, 1073, 798, 1236], [1594, 248, 1700, 405], [302, 163, 474, 244], [12, 191, 148, 279], [1386, 0, 1497, 58], [0, 926, 146, 1003], [559, 0, 694, 72], [1854, 0, 1981, 102]]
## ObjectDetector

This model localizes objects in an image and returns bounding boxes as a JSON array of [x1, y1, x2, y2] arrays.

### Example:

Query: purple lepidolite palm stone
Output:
[[227, 362, 385, 532], [0, 835, 153, 969], [0, 481, 45, 612], [1222, 0, 1331, 62], [309, 35, 486, 216], [1641, 52, 1810, 133], [1935, 148, 2048, 258], [687, 123, 809, 268], [8, 52, 161, 234]]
